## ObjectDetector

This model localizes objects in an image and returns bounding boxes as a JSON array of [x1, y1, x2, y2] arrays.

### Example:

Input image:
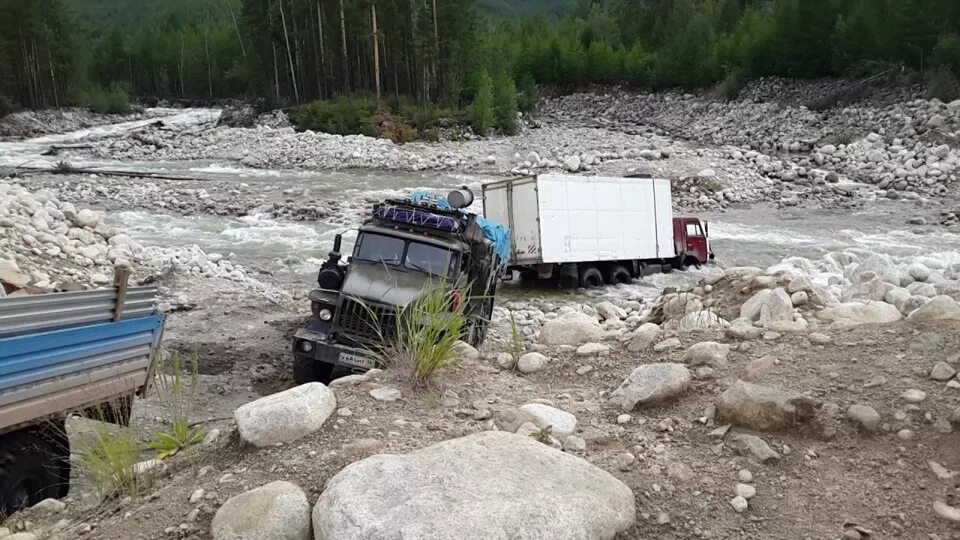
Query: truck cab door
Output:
[[683, 220, 709, 264]]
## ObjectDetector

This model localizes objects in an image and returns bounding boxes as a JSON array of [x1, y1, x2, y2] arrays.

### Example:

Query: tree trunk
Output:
[[205, 32, 213, 98], [179, 35, 185, 97], [338, 0, 350, 94], [278, 0, 300, 103], [371, 1, 381, 100], [269, 3, 280, 98], [225, 0, 247, 57], [44, 22, 59, 107], [316, 0, 327, 97], [432, 0, 439, 100]]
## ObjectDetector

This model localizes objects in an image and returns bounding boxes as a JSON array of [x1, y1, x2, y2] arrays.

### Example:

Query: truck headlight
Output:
[[299, 340, 314, 352], [318, 308, 333, 321]]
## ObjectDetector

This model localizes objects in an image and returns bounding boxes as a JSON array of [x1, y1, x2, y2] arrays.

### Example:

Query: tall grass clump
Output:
[[508, 311, 523, 368], [381, 282, 469, 385], [73, 401, 144, 499], [148, 353, 205, 460]]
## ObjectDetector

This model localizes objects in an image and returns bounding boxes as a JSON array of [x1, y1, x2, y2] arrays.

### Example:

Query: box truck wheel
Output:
[[604, 265, 632, 285], [579, 266, 604, 288], [0, 420, 71, 518]]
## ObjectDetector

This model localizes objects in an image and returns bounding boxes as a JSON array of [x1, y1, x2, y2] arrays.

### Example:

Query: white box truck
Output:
[[482, 174, 712, 288]]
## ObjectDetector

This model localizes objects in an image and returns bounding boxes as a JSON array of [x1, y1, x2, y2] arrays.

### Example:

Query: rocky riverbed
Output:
[[1, 77, 960, 539]]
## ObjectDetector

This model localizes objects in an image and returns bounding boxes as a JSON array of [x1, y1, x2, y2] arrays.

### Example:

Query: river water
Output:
[[4, 109, 960, 301]]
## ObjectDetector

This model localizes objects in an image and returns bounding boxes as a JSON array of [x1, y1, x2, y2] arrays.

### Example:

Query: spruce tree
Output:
[[470, 69, 494, 135], [493, 73, 519, 135]]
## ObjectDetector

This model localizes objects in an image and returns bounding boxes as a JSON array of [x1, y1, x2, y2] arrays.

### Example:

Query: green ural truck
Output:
[[291, 188, 510, 383]]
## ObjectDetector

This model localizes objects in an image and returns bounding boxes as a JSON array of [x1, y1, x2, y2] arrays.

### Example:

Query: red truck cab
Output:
[[673, 217, 713, 267]]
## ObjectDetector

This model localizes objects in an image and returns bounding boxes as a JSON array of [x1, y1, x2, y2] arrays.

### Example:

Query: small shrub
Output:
[[52, 160, 77, 174], [529, 425, 553, 445], [517, 72, 538, 113], [381, 282, 469, 385], [79, 85, 131, 114], [149, 353, 205, 460], [508, 311, 523, 368], [925, 66, 960, 102], [370, 109, 417, 144], [74, 401, 144, 499], [296, 97, 378, 135], [709, 69, 745, 101], [470, 70, 495, 135]]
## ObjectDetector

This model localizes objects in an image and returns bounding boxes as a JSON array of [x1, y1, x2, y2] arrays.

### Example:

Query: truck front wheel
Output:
[[0, 420, 70, 519], [293, 355, 334, 384]]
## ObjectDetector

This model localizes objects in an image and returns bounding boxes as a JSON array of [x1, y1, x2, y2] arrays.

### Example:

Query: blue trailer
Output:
[[0, 280, 165, 517]]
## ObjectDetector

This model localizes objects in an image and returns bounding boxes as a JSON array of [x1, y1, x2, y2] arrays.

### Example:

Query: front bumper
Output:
[[292, 325, 379, 373]]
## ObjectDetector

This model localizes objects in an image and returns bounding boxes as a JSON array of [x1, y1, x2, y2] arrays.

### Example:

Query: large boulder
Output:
[[907, 296, 960, 322], [518, 403, 577, 438], [235, 383, 337, 447], [211, 481, 311, 540], [595, 301, 626, 321], [715, 380, 819, 431], [817, 301, 903, 327], [740, 288, 793, 324], [681, 342, 730, 367], [539, 312, 604, 346], [849, 254, 901, 285], [312, 432, 635, 540], [662, 293, 703, 319], [609, 363, 691, 410]]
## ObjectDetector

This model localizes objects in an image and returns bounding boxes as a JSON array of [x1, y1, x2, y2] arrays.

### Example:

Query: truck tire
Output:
[[604, 265, 631, 284], [0, 421, 71, 519], [468, 298, 494, 348], [579, 266, 604, 288], [293, 355, 334, 384]]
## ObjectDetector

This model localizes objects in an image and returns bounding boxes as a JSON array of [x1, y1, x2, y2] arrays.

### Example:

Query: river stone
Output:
[[234, 383, 336, 447], [846, 404, 881, 432], [817, 301, 903, 327], [731, 433, 780, 463], [663, 293, 703, 319], [312, 432, 636, 540], [595, 301, 625, 321], [716, 380, 819, 431], [74, 208, 100, 228], [931, 362, 958, 381], [211, 481, 310, 540], [681, 342, 730, 367], [740, 288, 792, 323], [609, 363, 691, 411], [518, 403, 577, 438], [577, 343, 610, 357], [538, 311, 603, 346], [726, 320, 762, 340], [907, 296, 960, 321], [627, 323, 662, 352], [517, 352, 547, 374], [451, 341, 480, 361]]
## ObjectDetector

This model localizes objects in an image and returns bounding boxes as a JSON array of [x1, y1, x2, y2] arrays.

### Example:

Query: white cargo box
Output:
[[482, 174, 676, 265]]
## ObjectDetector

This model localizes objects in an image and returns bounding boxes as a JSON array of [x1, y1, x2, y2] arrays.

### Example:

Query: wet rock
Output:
[[907, 295, 960, 321], [930, 361, 957, 381], [716, 381, 819, 431], [731, 433, 780, 463], [538, 312, 603, 346], [234, 383, 336, 447], [517, 352, 548, 374], [211, 481, 310, 540], [846, 404, 881, 432], [312, 432, 636, 540], [817, 301, 903, 327], [609, 363, 691, 411], [518, 403, 577, 438], [681, 342, 730, 367]]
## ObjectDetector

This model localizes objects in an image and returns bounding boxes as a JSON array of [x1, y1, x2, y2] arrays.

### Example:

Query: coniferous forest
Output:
[[1, 0, 959, 131]]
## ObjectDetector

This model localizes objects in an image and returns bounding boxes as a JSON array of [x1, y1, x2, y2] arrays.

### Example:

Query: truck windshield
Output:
[[354, 233, 451, 276]]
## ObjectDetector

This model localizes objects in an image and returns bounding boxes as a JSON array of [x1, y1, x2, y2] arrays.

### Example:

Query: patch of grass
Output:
[[529, 425, 553, 445], [377, 282, 469, 385], [73, 401, 145, 499], [52, 160, 77, 174], [149, 353, 205, 460], [926, 66, 960, 102]]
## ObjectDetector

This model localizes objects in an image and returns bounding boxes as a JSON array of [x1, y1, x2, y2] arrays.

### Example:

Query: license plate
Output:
[[339, 352, 376, 369]]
